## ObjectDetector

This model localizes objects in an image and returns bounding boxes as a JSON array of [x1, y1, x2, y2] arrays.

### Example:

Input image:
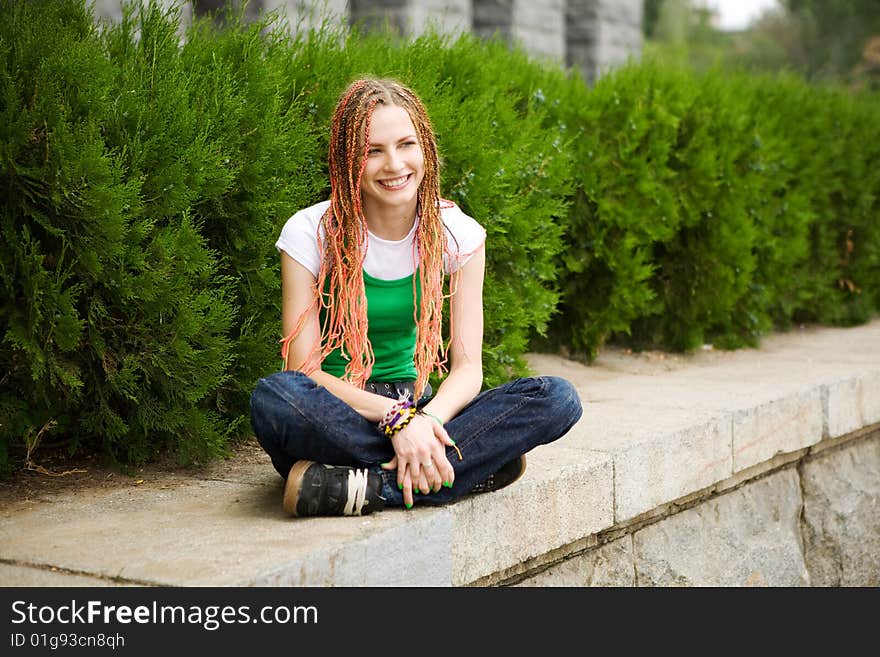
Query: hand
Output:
[[381, 413, 456, 508]]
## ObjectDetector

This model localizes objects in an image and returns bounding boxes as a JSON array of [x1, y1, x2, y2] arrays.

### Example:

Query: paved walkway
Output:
[[1, 319, 878, 586]]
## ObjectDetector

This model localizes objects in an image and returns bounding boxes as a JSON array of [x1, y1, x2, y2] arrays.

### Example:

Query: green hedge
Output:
[[0, 0, 323, 469], [546, 60, 880, 356], [0, 0, 571, 471], [1, 0, 877, 473]]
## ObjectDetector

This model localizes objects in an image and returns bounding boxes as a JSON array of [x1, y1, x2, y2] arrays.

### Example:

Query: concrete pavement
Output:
[[2, 319, 878, 586]]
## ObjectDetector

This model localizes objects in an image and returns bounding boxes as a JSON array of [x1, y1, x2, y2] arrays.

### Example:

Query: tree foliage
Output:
[[545, 59, 880, 357], [784, 0, 880, 79], [644, 0, 880, 84], [0, 0, 571, 472]]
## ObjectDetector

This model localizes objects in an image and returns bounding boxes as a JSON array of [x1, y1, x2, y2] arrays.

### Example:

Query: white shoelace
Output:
[[343, 468, 369, 516]]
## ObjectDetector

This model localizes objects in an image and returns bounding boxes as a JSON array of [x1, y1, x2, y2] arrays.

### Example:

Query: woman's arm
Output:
[[383, 245, 485, 506], [281, 252, 396, 422], [420, 244, 486, 423], [282, 248, 477, 507]]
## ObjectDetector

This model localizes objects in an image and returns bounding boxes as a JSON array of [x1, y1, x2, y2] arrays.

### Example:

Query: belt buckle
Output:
[[367, 380, 419, 400]]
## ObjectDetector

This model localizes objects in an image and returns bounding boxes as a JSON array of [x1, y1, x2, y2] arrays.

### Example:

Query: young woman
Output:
[[250, 78, 582, 517]]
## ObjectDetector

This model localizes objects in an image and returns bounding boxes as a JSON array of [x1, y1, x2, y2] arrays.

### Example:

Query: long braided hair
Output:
[[281, 78, 454, 399]]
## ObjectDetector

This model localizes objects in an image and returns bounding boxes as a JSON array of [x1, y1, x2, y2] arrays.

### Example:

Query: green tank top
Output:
[[321, 270, 421, 382]]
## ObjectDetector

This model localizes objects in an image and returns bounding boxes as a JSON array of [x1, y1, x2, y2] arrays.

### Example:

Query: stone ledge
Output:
[[0, 563, 124, 587], [450, 445, 612, 585], [1, 321, 878, 586], [488, 428, 878, 587]]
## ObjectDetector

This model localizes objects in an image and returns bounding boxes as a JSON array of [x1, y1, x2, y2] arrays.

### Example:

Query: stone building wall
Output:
[[349, 0, 471, 37], [567, 0, 643, 82], [268, 1, 349, 33], [92, 0, 193, 23], [89, 0, 643, 82], [473, 0, 565, 63]]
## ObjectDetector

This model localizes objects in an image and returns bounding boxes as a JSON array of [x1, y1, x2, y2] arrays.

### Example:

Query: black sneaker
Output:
[[470, 455, 527, 494], [283, 461, 386, 517]]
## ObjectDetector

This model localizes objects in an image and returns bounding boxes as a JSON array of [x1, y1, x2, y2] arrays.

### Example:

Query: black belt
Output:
[[365, 380, 432, 401]]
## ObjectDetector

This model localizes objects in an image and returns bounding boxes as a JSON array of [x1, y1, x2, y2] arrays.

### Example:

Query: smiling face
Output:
[[359, 104, 425, 220], [318, 78, 446, 398]]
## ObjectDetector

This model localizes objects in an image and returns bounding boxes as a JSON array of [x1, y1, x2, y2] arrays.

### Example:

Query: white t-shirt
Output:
[[275, 200, 486, 280]]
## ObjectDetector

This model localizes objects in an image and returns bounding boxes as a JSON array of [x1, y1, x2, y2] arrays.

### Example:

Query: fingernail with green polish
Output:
[[443, 481, 451, 488], [381, 462, 388, 467], [405, 502, 413, 510], [398, 483, 403, 490], [450, 439, 457, 445], [414, 487, 420, 494]]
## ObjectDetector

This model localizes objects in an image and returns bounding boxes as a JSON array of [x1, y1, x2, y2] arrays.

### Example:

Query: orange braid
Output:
[[280, 78, 455, 399]]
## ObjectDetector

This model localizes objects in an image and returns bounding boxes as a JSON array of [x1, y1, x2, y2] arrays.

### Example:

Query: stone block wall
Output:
[[567, 0, 643, 83], [473, 0, 565, 63], [472, 0, 512, 38], [350, 0, 471, 37], [513, 432, 880, 586], [801, 436, 880, 585], [407, 0, 472, 37], [90, 1, 643, 82], [92, 0, 194, 23], [268, 0, 349, 32]]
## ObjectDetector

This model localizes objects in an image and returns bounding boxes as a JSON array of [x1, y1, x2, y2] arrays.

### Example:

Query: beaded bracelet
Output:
[[378, 395, 413, 427], [382, 406, 418, 438], [378, 394, 416, 437]]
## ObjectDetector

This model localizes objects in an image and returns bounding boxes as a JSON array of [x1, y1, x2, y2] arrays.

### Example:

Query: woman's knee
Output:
[[502, 375, 582, 424], [249, 378, 278, 448], [540, 376, 583, 426], [251, 371, 313, 409], [249, 371, 313, 444]]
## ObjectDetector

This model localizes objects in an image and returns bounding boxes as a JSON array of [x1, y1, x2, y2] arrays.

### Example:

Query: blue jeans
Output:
[[250, 371, 583, 507]]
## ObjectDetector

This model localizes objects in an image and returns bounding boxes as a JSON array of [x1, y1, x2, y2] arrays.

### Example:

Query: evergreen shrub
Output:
[[547, 62, 880, 358], [0, 0, 324, 471], [547, 62, 703, 356], [777, 85, 880, 325], [626, 66, 769, 351], [548, 61, 785, 354], [723, 73, 818, 333], [0, 0, 572, 471]]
